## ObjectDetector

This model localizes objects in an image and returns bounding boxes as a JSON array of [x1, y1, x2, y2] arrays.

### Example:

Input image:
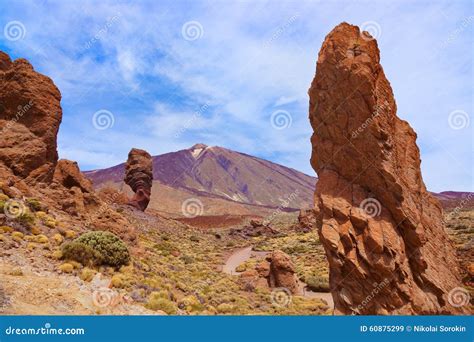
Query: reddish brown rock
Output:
[[53, 159, 93, 193], [0, 51, 62, 183], [268, 250, 298, 294], [124, 148, 153, 211], [295, 209, 315, 232], [309, 23, 465, 314], [230, 220, 279, 238]]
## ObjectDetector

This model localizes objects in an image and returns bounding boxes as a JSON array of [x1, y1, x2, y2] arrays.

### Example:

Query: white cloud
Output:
[[1, 0, 471, 191]]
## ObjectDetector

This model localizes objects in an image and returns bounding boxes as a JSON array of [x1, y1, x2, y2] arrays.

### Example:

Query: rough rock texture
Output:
[[229, 220, 279, 238], [124, 148, 153, 211], [238, 252, 298, 294], [268, 250, 298, 294], [309, 23, 464, 314], [53, 159, 93, 193], [0, 50, 136, 242], [295, 209, 315, 232], [0, 51, 62, 183]]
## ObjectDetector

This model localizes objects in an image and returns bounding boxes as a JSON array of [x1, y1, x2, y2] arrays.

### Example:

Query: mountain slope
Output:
[[85, 144, 317, 215]]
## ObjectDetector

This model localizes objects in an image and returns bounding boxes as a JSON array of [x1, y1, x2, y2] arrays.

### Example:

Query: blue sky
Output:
[[0, 0, 472, 192]]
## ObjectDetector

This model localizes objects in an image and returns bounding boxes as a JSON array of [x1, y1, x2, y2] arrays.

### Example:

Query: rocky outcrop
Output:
[[0, 51, 136, 242], [268, 250, 298, 294], [124, 148, 153, 211], [294, 209, 315, 232], [0, 51, 62, 183], [238, 251, 298, 294], [309, 23, 464, 314], [230, 219, 280, 238], [53, 159, 93, 193]]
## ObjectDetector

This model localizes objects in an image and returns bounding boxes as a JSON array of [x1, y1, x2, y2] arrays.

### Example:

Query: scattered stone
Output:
[[229, 220, 279, 238]]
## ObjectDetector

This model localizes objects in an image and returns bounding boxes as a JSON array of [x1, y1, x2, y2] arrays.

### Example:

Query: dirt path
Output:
[[223, 246, 334, 309]]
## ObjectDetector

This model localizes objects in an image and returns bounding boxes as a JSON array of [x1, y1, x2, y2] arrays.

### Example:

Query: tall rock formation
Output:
[[0, 51, 62, 183], [0, 50, 136, 242], [124, 148, 153, 211], [308, 23, 464, 314]]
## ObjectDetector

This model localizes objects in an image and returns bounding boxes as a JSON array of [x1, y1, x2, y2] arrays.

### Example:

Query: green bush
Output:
[[17, 210, 36, 228], [26, 198, 42, 211], [62, 231, 130, 267], [305, 275, 330, 292], [146, 292, 177, 314], [62, 241, 102, 266]]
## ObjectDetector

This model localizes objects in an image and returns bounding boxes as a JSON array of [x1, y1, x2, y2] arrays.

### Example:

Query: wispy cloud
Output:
[[0, 0, 472, 192]]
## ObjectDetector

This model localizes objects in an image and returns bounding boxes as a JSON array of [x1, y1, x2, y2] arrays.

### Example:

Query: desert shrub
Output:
[[9, 268, 23, 276], [180, 255, 195, 264], [64, 230, 77, 239], [305, 275, 330, 292], [11, 231, 24, 242], [178, 295, 205, 313], [26, 198, 42, 211], [80, 267, 96, 282], [0, 194, 9, 213], [146, 292, 177, 314], [62, 231, 130, 267], [59, 263, 74, 273], [17, 210, 35, 228], [111, 274, 129, 288], [62, 241, 102, 266], [216, 303, 234, 314], [0, 226, 14, 233], [154, 242, 175, 256], [36, 234, 49, 244]]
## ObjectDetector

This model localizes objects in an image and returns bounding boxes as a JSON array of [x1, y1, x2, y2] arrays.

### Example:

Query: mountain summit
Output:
[[84, 145, 317, 216]]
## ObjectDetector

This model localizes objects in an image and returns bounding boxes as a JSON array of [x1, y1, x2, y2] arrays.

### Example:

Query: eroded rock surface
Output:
[[268, 250, 298, 294], [124, 148, 153, 211], [0, 51, 62, 183], [0, 50, 136, 242], [309, 23, 464, 314]]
